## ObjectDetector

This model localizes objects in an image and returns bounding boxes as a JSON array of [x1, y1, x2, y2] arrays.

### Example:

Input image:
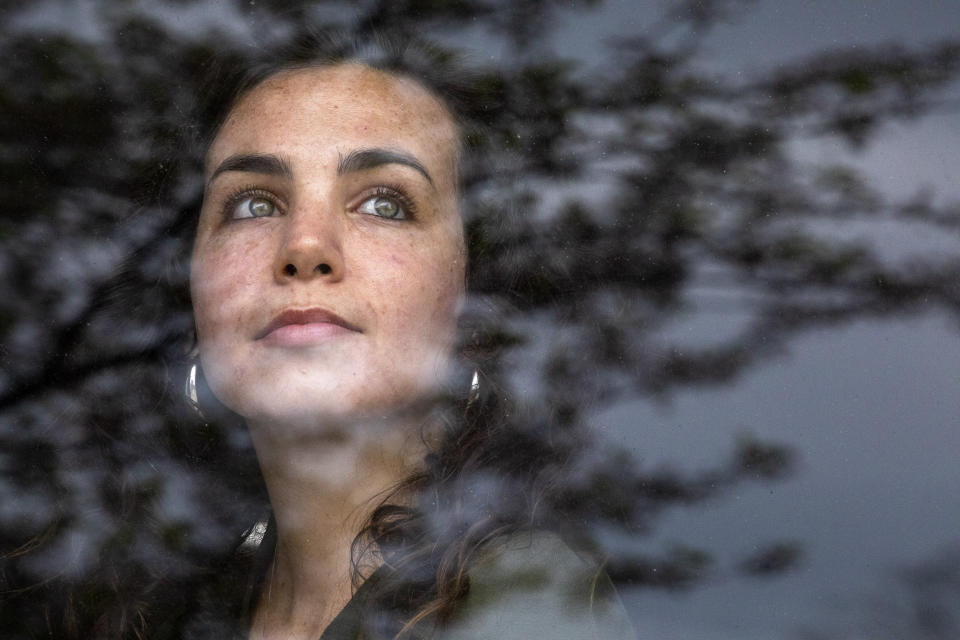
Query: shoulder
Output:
[[441, 531, 637, 640]]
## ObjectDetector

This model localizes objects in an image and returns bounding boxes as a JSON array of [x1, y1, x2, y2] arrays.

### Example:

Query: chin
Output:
[[202, 345, 454, 428], [224, 374, 447, 431]]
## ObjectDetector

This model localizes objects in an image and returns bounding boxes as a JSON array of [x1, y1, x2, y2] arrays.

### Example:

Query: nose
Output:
[[274, 206, 344, 283]]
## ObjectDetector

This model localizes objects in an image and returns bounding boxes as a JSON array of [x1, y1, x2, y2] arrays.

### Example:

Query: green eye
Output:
[[359, 195, 406, 219], [231, 196, 278, 219], [374, 197, 400, 218], [248, 198, 275, 217]]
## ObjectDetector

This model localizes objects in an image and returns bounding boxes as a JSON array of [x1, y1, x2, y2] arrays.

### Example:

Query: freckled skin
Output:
[[191, 65, 466, 425]]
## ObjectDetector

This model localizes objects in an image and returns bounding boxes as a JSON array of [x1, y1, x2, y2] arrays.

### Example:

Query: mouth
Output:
[[256, 307, 362, 345]]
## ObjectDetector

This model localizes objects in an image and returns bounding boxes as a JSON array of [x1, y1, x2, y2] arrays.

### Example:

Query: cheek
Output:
[[193, 278, 242, 347], [382, 240, 465, 345], [190, 237, 269, 413], [191, 235, 267, 340]]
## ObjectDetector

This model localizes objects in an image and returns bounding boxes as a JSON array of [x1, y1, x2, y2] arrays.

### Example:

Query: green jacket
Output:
[[437, 531, 636, 640], [319, 531, 635, 640]]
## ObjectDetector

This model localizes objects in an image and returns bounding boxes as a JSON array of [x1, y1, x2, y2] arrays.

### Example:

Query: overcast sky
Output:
[[571, 2, 960, 638]]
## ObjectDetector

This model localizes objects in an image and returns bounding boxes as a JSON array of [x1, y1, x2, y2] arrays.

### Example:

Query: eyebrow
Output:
[[207, 153, 293, 186], [206, 148, 435, 188], [338, 148, 434, 186]]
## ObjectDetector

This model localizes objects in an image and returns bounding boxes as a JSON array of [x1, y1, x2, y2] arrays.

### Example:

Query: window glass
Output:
[[1, 2, 958, 639]]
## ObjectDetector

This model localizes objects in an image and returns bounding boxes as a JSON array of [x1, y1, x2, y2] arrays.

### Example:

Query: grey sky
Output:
[[562, 1, 960, 638]]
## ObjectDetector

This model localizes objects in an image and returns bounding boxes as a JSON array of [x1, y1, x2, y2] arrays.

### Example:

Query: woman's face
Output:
[[191, 64, 465, 425]]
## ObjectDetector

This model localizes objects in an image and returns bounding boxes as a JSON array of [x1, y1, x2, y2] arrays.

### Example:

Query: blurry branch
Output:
[[738, 541, 803, 578], [606, 544, 713, 589], [0, 340, 176, 413], [0, 203, 196, 411], [562, 437, 795, 532], [565, 436, 797, 587]]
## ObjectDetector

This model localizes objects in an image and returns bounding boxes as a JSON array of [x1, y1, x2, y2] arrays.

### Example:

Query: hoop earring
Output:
[[185, 362, 207, 420], [467, 370, 480, 407]]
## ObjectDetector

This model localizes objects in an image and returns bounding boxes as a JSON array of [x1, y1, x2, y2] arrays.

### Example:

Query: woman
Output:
[[190, 37, 468, 638], [12, 32, 634, 640], [183, 33, 637, 640]]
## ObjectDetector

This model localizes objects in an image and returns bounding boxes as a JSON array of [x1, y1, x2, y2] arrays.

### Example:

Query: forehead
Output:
[[207, 64, 459, 185]]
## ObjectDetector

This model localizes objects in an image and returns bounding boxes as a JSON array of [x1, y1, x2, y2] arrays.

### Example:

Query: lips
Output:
[[256, 307, 361, 343]]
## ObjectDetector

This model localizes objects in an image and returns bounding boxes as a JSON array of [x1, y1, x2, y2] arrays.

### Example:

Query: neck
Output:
[[247, 412, 431, 640]]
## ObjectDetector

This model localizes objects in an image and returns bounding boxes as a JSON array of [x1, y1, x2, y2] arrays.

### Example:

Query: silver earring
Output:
[[185, 362, 207, 420], [467, 370, 480, 406]]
